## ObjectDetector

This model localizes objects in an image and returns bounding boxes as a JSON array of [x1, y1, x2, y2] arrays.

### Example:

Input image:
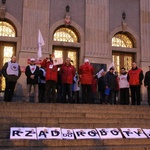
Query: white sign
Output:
[[53, 58, 63, 66], [121, 128, 147, 139], [61, 129, 75, 140], [142, 129, 150, 138], [37, 127, 62, 140], [10, 127, 37, 139], [73, 129, 100, 139], [96, 128, 123, 139]]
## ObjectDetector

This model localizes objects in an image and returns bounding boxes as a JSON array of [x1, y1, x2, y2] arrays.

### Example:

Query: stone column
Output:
[[140, 0, 150, 101], [21, 0, 50, 55], [85, 0, 110, 58]]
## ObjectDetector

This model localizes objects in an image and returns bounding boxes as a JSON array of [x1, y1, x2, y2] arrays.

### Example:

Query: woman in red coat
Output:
[[79, 59, 94, 104], [60, 58, 75, 103]]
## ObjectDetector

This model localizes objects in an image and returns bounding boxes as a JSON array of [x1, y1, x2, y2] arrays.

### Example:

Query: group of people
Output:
[[1, 55, 150, 106]]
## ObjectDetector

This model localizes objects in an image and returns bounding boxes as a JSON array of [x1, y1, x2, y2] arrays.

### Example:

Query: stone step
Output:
[[0, 103, 150, 113], [1, 110, 150, 119], [0, 117, 149, 126], [0, 102, 150, 149], [0, 139, 150, 149]]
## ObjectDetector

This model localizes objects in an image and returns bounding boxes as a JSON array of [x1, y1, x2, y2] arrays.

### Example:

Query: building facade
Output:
[[0, 0, 149, 100]]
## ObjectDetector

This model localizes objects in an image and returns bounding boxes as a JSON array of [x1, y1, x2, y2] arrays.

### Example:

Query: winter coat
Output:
[[41, 59, 58, 82], [127, 67, 144, 86], [104, 71, 117, 90], [144, 71, 150, 87], [79, 62, 94, 84], [25, 65, 39, 84], [60, 63, 75, 84]]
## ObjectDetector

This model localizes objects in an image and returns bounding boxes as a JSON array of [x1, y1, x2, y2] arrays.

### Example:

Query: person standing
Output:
[[60, 58, 75, 103], [79, 59, 94, 104], [127, 62, 144, 105], [144, 66, 150, 105], [72, 71, 80, 103], [92, 75, 98, 104], [118, 67, 129, 105], [41, 54, 58, 103], [2, 55, 21, 102], [25, 58, 39, 103], [98, 71, 106, 104], [104, 67, 117, 105], [38, 65, 46, 103]]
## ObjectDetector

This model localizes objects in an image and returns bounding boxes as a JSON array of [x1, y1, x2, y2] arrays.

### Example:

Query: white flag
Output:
[[96, 69, 104, 78], [107, 62, 115, 71], [38, 30, 45, 59]]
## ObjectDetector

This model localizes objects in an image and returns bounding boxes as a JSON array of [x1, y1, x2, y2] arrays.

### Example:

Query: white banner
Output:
[[142, 129, 150, 138], [121, 128, 147, 139], [10, 127, 149, 140], [61, 129, 74, 140], [73, 129, 100, 139], [96, 128, 123, 139], [53, 57, 63, 66], [10, 127, 37, 139], [37, 127, 62, 140]]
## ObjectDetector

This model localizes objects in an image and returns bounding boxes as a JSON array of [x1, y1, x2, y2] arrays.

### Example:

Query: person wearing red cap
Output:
[[41, 54, 58, 103]]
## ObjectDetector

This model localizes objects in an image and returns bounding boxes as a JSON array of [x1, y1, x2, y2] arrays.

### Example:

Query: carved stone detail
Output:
[[0, 5, 6, 19]]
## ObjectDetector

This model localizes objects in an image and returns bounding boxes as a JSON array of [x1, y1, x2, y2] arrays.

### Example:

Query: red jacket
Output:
[[79, 62, 94, 84], [60, 63, 75, 84], [128, 68, 142, 86], [92, 77, 98, 92], [41, 59, 58, 81]]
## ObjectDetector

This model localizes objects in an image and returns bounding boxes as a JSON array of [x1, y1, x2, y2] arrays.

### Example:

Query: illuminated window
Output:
[[112, 34, 133, 48], [0, 21, 16, 37], [68, 51, 77, 68], [53, 27, 78, 43]]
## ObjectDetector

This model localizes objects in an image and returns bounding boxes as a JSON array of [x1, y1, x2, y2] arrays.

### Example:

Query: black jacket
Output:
[[25, 65, 39, 84], [144, 71, 150, 87], [104, 71, 117, 90]]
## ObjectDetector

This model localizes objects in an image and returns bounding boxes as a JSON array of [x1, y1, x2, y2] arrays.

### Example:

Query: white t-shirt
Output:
[[118, 74, 129, 88]]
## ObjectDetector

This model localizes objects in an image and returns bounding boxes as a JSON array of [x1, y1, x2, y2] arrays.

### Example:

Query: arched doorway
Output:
[[112, 32, 136, 73], [53, 26, 80, 70], [0, 21, 17, 91]]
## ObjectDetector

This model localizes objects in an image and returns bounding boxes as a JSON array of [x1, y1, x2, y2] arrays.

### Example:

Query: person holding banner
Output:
[[41, 54, 58, 103], [2, 55, 21, 102], [60, 58, 75, 103], [79, 59, 94, 104], [25, 58, 39, 103]]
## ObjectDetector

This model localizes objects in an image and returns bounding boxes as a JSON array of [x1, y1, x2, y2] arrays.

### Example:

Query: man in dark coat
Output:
[[25, 58, 39, 103], [104, 67, 117, 104], [144, 66, 150, 105]]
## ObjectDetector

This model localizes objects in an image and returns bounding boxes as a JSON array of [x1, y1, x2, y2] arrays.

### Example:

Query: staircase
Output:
[[0, 102, 150, 150]]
